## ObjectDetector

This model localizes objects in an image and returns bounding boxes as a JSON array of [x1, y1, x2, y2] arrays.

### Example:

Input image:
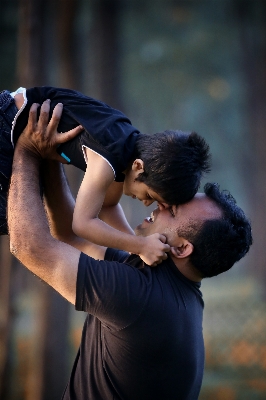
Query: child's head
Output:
[[125, 130, 211, 205]]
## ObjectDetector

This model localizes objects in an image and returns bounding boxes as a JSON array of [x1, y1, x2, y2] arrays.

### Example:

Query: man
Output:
[[8, 101, 252, 400]]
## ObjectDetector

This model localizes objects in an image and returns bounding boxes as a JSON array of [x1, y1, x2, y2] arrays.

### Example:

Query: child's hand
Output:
[[139, 234, 170, 266]]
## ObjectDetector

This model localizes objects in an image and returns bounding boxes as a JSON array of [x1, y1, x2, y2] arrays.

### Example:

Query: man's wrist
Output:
[[13, 144, 42, 172], [14, 143, 42, 162]]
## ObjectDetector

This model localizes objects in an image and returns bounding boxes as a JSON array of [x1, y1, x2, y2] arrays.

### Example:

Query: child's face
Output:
[[123, 159, 169, 208]]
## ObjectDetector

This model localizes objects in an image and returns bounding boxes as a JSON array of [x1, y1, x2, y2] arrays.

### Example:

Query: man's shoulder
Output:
[[104, 247, 131, 263]]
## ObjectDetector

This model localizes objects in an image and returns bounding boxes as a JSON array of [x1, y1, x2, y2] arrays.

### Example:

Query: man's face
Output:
[[135, 193, 222, 246]]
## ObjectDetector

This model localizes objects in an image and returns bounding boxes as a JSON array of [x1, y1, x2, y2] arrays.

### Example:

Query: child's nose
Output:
[[142, 199, 154, 207]]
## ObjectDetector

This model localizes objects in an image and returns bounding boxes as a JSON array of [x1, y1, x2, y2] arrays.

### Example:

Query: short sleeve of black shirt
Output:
[[72, 250, 205, 400], [13, 87, 140, 181], [75, 251, 151, 330]]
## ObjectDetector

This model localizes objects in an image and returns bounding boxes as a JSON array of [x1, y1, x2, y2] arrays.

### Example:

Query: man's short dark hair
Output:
[[134, 130, 211, 205], [179, 183, 253, 278]]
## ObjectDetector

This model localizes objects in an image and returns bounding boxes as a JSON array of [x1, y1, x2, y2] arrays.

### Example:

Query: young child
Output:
[[0, 87, 211, 265]]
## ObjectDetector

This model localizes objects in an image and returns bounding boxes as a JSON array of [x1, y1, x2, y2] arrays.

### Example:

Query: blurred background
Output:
[[0, 0, 265, 399]]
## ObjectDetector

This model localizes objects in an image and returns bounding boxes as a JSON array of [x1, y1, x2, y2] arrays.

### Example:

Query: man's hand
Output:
[[139, 234, 170, 266], [17, 100, 83, 161]]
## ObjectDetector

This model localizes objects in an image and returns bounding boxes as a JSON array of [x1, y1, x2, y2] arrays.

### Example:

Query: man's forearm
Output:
[[9, 144, 81, 304], [8, 147, 55, 268], [8, 100, 85, 304], [41, 161, 76, 240]]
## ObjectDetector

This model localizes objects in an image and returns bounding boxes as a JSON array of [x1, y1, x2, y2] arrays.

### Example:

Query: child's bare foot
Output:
[[14, 92, 24, 110]]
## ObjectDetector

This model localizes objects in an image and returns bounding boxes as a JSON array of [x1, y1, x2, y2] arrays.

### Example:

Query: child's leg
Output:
[[0, 90, 18, 235]]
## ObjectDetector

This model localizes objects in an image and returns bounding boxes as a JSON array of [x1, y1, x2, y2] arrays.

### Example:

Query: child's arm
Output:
[[98, 180, 135, 235], [41, 160, 107, 260], [73, 149, 170, 265]]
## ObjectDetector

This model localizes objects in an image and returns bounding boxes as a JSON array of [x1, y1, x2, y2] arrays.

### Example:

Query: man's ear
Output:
[[170, 241, 194, 259], [132, 159, 145, 173]]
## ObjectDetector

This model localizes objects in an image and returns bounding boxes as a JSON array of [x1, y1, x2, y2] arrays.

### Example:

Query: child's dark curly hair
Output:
[[134, 130, 211, 205]]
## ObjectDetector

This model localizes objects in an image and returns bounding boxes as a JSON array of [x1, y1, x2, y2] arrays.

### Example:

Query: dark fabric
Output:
[[0, 86, 140, 235], [63, 250, 205, 400], [13, 87, 140, 181], [0, 91, 17, 235]]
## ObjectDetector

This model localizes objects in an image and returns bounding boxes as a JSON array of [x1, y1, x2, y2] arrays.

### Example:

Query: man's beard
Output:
[[134, 224, 142, 236], [134, 223, 148, 237]]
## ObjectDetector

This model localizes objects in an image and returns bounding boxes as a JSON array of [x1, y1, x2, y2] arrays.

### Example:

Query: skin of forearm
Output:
[[8, 145, 81, 304], [41, 161, 107, 258], [7, 100, 87, 304], [74, 216, 144, 255], [73, 176, 143, 252], [41, 161, 91, 252], [98, 203, 135, 235], [8, 148, 59, 274], [41, 160, 76, 240]]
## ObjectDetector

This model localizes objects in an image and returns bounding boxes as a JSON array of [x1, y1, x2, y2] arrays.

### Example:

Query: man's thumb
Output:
[[57, 125, 83, 144]]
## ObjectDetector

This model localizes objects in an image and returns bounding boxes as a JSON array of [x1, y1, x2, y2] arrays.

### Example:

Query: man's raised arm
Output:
[[8, 101, 89, 304]]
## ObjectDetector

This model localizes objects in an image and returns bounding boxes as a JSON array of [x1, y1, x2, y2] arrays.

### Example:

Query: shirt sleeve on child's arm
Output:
[[81, 146, 116, 180]]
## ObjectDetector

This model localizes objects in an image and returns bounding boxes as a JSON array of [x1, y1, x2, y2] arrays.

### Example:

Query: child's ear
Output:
[[132, 159, 145, 172], [170, 241, 194, 259]]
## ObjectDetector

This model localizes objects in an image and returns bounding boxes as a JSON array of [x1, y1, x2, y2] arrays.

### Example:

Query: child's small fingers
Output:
[[164, 244, 170, 252], [150, 260, 158, 267], [158, 234, 168, 244], [159, 241, 170, 252]]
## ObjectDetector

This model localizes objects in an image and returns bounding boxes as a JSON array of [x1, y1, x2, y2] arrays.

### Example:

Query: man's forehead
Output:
[[194, 193, 206, 200], [180, 193, 221, 219]]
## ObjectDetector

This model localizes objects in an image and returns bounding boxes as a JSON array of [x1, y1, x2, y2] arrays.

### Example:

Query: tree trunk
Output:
[[0, 236, 12, 399], [90, 0, 123, 109], [17, 0, 47, 86], [54, 0, 80, 90]]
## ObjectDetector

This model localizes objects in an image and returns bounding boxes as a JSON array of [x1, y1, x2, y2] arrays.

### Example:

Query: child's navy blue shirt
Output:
[[13, 86, 140, 181]]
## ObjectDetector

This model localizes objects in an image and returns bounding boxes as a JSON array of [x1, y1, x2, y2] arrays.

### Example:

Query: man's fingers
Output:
[[38, 99, 51, 128], [41, 102, 63, 136], [57, 126, 83, 144], [50, 102, 63, 124], [27, 103, 40, 132]]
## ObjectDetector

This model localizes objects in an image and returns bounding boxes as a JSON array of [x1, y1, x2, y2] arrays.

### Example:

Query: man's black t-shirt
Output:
[[62, 250, 205, 400], [13, 87, 140, 181]]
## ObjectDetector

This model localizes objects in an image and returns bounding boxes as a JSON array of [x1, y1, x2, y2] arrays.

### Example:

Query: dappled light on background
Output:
[[207, 77, 231, 101]]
